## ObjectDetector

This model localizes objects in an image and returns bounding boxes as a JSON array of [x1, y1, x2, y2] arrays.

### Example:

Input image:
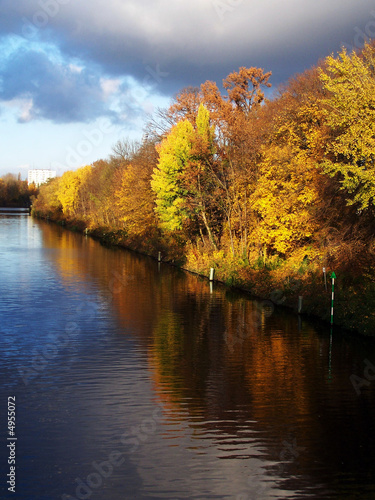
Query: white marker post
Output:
[[330, 272, 336, 325], [298, 296, 303, 314]]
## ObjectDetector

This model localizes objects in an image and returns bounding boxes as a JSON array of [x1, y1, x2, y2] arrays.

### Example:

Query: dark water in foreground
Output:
[[1, 215, 375, 499]]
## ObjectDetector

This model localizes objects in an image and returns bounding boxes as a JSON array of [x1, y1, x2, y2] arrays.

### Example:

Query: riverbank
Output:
[[29, 47, 375, 338], [32, 213, 375, 336]]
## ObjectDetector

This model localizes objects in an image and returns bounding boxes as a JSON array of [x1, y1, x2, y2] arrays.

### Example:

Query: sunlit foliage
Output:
[[319, 44, 375, 210], [32, 44, 375, 297]]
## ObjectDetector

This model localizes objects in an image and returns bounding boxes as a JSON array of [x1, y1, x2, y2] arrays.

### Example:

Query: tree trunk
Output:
[[227, 212, 235, 257], [201, 209, 217, 250]]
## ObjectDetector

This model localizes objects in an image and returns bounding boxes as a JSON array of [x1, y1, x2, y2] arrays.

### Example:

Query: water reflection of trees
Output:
[[39, 219, 375, 494]]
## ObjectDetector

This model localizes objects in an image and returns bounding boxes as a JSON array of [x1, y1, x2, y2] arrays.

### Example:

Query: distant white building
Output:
[[28, 169, 57, 187]]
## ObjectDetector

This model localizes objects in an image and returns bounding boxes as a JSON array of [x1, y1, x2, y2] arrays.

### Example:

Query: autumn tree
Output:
[[148, 67, 273, 255], [151, 104, 221, 248], [114, 138, 159, 241], [253, 145, 319, 255], [200, 67, 272, 256], [319, 43, 375, 211], [0, 173, 33, 207], [181, 103, 221, 248], [78, 160, 119, 227], [31, 177, 62, 217], [223, 66, 272, 115], [56, 166, 92, 218], [146, 87, 202, 141], [0, 179, 5, 204], [249, 67, 326, 258], [109, 139, 141, 169]]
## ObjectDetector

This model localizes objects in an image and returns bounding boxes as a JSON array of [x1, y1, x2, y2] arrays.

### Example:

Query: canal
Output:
[[1, 215, 375, 499]]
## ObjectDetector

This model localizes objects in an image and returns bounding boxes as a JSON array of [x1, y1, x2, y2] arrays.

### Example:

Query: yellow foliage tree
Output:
[[253, 145, 319, 255], [114, 163, 157, 237], [56, 166, 92, 217], [319, 44, 375, 210], [31, 177, 62, 217], [114, 139, 159, 240]]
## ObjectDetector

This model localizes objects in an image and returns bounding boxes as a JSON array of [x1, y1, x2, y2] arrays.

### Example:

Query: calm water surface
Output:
[[1, 216, 375, 499]]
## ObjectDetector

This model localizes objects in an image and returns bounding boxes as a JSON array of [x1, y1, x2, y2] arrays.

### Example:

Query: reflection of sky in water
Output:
[[0, 216, 374, 499], [0, 218, 109, 371]]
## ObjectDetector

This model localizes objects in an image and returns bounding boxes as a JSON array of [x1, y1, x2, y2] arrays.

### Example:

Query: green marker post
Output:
[[330, 271, 336, 325]]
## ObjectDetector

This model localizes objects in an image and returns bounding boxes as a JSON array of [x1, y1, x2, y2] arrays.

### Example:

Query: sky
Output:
[[0, 0, 375, 178]]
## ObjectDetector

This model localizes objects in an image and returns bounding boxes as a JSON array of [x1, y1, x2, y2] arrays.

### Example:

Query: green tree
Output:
[[151, 120, 195, 232], [182, 103, 220, 248], [151, 105, 220, 247]]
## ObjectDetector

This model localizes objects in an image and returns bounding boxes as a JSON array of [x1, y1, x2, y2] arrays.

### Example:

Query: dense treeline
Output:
[[0, 173, 37, 207], [33, 43, 375, 334]]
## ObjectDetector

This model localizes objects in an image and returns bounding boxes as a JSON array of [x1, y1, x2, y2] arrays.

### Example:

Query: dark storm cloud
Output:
[[0, 48, 119, 123], [0, 0, 375, 123]]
